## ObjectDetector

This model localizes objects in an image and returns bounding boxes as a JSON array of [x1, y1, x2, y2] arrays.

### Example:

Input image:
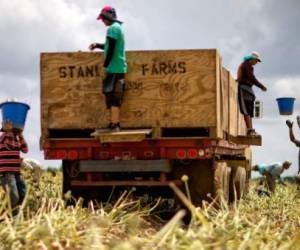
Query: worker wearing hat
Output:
[[89, 6, 127, 132], [252, 161, 291, 192], [237, 51, 267, 136]]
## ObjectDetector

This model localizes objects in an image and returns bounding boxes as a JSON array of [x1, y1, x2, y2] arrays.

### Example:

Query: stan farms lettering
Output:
[[58, 61, 187, 78], [141, 61, 186, 76], [58, 65, 101, 78]]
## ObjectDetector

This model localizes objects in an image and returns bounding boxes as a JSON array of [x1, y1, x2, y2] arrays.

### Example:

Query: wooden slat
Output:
[[221, 67, 229, 135], [229, 135, 262, 146], [92, 129, 152, 143], [238, 109, 247, 136], [215, 55, 222, 138], [228, 74, 238, 136]]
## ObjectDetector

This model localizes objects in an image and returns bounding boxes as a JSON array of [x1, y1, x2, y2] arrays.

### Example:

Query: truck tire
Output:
[[172, 159, 214, 207], [62, 160, 82, 201], [231, 166, 246, 200], [62, 160, 72, 196], [214, 162, 231, 204]]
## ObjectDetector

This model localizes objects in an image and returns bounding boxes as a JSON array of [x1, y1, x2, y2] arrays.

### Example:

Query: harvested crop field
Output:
[[1, 169, 300, 250]]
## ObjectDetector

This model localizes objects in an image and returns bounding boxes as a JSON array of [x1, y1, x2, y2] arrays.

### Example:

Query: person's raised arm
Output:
[[286, 120, 298, 143], [297, 116, 300, 130]]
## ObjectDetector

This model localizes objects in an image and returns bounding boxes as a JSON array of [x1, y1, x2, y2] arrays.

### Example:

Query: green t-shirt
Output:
[[104, 22, 127, 74]]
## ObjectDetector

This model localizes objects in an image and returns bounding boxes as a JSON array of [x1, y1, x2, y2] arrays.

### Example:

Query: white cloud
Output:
[[273, 77, 300, 97]]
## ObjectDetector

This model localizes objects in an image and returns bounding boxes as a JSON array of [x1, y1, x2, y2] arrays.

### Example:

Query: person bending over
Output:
[[252, 161, 291, 192]]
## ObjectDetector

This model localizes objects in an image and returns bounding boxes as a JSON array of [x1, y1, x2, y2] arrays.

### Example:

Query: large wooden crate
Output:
[[41, 50, 245, 139]]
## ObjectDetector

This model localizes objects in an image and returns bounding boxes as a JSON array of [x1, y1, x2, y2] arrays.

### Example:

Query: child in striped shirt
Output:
[[0, 120, 28, 215]]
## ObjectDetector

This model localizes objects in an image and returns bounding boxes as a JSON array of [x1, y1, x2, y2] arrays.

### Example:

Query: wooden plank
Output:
[[221, 67, 229, 135], [228, 74, 238, 136], [238, 109, 247, 136], [215, 53, 222, 138], [92, 129, 152, 143], [92, 128, 152, 136], [97, 133, 146, 143], [229, 135, 261, 146]]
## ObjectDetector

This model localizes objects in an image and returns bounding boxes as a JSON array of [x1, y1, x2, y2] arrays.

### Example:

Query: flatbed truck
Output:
[[40, 49, 260, 206]]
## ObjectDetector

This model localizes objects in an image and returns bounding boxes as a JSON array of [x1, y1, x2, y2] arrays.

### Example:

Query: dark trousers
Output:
[[259, 172, 276, 192], [0, 173, 26, 214]]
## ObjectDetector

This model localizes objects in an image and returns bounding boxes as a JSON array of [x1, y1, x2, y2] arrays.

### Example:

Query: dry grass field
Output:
[[1, 169, 300, 250]]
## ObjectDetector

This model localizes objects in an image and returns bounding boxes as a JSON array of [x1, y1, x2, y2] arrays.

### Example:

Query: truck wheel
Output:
[[172, 159, 214, 223], [62, 160, 82, 201], [172, 159, 214, 207], [245, 169, 251, 194], [230, 166, 246, 201], [214, 162, 231, 204], [62, 160, 72, 196]]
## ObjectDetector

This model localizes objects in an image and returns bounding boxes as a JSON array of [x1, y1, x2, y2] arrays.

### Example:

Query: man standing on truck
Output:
[[252, 161, 291, 192], [237, 51, 267, 136], [0, 120, 28, 216], [89, 6, 127, 132]]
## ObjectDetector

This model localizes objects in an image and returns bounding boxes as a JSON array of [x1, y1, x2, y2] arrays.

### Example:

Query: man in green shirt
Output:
[[89, 6, 127, 132]]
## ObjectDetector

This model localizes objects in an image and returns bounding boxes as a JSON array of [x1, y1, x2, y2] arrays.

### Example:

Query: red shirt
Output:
[[0, 132, 28, 173]]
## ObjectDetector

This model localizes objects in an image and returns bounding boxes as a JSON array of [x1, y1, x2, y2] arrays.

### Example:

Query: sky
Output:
[[0, 0, 300, 176]]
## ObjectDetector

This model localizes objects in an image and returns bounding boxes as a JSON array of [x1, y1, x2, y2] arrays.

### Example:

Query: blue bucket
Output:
[[0, 102, 30, 129], [276, 97, 295, 115]]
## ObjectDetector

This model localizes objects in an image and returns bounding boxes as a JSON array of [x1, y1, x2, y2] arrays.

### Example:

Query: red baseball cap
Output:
[[97, 6, 117, 21]]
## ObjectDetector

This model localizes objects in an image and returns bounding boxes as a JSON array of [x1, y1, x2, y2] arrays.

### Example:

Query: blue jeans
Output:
[[0, 173, 26, 213]]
